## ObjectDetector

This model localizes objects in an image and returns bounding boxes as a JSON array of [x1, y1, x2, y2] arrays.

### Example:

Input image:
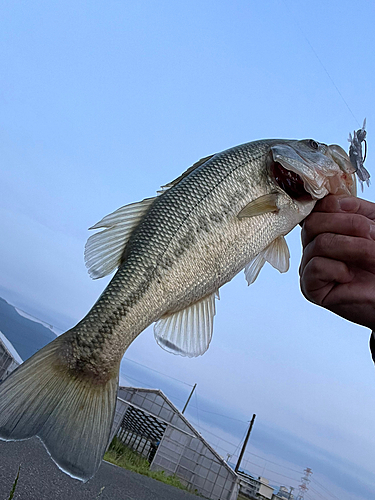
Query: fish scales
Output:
[[0, 135, 367, 481], [68, 141, 277, 371]]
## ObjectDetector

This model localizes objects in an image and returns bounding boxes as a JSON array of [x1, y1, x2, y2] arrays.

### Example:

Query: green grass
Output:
[[7, 466, 20, 500], [104, 437, 192, 491]]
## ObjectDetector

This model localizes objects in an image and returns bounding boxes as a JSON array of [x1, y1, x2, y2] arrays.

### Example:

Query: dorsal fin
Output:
[[158, 154, 215, 194], [85, 197, 156, 279]]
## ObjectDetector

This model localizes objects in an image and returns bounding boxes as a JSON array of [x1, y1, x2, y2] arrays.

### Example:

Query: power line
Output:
[[187, 419, 246, 449], [311, 478, 341, 500], [242, 457, 265, 473], [309, 486, 332, 500], [122, 374, 158, 390], [123, 357, 194, 386], [123, 370, 249, 423], [233, 420, 253, 459], [241, 457, 300, 489], [243, 449, 302, 474], [194, 388, 201, 431], [188, 406, 247, 422], [304, 494, 315, 500], [264, 467, 300, 482], [123, 375, 189, 407], [188, 419, 307, 480]]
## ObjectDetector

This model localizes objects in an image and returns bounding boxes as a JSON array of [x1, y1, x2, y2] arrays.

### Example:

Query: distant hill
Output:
[[0, 297, 56, 361]]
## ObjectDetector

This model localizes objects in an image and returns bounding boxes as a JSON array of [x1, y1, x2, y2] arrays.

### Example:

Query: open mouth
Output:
[[271, 160, 312, 201]]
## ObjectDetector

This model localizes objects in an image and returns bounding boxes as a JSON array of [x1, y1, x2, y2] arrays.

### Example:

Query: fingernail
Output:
[[338, 197, 356, 211]]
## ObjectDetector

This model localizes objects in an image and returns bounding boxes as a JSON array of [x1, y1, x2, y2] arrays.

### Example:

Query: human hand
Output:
[[299, 195, 375, 331]]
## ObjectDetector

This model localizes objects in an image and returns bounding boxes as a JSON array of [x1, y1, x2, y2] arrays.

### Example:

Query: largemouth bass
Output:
[[0, 136, 366, 481]]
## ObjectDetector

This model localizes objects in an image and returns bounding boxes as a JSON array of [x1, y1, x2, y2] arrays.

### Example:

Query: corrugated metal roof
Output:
[[0, 331, 23, 364], [118, 386, 237, 477]]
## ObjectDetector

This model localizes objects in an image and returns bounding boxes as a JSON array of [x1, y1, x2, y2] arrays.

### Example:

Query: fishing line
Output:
[[281, 0, 360, 127]]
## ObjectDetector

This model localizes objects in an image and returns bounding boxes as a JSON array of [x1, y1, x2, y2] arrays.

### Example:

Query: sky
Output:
[[0, 1, 375, 499]]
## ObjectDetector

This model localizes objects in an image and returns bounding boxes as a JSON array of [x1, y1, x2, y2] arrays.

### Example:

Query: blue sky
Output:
[[1, 1, 375, 498]]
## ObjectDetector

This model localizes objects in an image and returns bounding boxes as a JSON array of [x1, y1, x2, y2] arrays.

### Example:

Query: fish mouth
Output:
[[270, 159, 312, 201], [269, 141, 357, 201]]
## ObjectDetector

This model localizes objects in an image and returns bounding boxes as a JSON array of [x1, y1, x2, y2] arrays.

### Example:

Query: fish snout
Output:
[[326, 144, 357, 196]]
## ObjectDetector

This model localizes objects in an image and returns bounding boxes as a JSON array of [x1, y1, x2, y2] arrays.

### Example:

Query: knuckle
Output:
[[360, 240, 375, 263], [316, 194, 339, 213], [306, 256, 323, 274], [314, 233, 335, 254], [350, 214, 370, 237], [301, 214, 320, 247], [302, 216, 314, 236]]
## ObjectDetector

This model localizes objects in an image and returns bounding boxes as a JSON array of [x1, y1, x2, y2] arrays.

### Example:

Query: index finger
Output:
[[301, 211, 375, 248], [313, 195, 375, 220]]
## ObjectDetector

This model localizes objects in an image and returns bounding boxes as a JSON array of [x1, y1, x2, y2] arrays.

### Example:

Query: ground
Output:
[[0, 437, 199, 500]]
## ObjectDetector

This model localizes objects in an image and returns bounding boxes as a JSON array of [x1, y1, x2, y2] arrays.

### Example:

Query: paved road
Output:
[[0, 438, 198, 500]]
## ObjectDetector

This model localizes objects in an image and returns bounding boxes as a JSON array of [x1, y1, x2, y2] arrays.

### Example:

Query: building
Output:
[[0, 331, 23, 382], [111, 386, 240, 500], [237, 470, 276, 499], [0, 329, 293, 500], [274, 486, 294, 499]]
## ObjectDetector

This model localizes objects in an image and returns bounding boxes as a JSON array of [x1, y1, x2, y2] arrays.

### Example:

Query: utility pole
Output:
[[235, 414, 256, 473], [182, 383, 197, 414]]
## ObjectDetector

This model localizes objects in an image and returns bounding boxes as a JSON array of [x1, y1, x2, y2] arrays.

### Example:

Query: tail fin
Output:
[[0, 334, 119, 481]]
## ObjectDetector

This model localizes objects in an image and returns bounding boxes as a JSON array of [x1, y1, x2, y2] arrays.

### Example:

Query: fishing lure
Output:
[[348, 118, 370, 189]]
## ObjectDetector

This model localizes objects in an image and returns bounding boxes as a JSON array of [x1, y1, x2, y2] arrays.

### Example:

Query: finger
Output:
[[313, 194, 375, 220], [301, 212, 375, 248], [300, 256, 353, 305], [299, 233, 375, 275]]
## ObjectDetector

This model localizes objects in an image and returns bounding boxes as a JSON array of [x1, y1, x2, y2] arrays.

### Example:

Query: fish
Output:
[[0, 136, 366, 482]]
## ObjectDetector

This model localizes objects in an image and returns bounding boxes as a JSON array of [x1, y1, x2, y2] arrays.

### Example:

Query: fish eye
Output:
[[309, 140, 319, 150]]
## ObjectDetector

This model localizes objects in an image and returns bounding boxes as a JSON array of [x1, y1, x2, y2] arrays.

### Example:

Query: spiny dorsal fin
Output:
[[154, 291, 217, 357], [244, 236, 290, 285], [237, 193, 279, 219], [85, 197, 156, 279], [158, 154, 215, 194]]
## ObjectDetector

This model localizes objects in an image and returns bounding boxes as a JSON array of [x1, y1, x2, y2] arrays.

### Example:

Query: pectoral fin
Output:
[[244, 236, 290, 285], [237, 193, 279, 219], [154, 292, 217, 357]]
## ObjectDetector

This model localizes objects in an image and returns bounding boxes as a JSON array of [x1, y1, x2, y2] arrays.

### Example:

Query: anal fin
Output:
[[154, 292, 217, 357]]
